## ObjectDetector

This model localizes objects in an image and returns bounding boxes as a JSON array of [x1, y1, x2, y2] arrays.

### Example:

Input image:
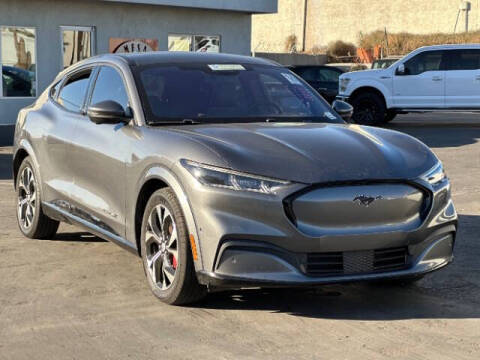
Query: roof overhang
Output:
[[99, 0, 278, 13]]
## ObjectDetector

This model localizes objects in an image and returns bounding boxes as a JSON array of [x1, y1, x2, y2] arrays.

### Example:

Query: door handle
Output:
[[475, 75, 480, 80], [432, 76, 443, 81]]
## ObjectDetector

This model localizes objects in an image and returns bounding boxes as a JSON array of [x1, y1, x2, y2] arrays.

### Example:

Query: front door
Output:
[[68, 65, 132, 238], [393, 50, 446, 108]]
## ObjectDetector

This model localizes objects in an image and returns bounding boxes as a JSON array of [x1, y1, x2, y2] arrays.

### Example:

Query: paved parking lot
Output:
[[0, 114, 479, 360]]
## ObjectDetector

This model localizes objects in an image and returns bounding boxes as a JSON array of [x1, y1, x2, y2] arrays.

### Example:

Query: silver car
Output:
[[13, 52, 457, 305]]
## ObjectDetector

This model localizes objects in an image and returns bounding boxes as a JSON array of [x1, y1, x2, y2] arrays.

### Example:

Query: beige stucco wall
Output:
[[253, 0, 480, 52]]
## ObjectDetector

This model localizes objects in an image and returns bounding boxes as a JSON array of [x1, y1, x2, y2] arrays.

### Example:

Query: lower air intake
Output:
[[305, 247, 408, 276]]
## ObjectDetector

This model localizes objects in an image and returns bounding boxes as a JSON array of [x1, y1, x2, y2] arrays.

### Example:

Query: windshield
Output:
[[134, 63, 343, 124]]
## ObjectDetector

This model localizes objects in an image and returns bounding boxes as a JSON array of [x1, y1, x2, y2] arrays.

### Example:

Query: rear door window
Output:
[[57, 70, 92, 112], [446, 49, 480, 70]]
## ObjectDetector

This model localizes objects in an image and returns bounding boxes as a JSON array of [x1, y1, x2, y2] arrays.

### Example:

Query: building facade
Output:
[[252, 0, 480, 53], [0, 0, 276, 143]]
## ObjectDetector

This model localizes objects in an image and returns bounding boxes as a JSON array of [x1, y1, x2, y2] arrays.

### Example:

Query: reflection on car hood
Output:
[[170, 122, 437, 184]]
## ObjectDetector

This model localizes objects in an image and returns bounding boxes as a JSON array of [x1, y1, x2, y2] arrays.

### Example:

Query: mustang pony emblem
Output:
[[353, 195, 383, 207]]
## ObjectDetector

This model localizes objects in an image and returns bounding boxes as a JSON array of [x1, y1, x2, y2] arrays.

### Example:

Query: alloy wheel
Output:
[[354, 99, 378, 124], [17, 166, 36, 229], [144, 204, 179, 290]]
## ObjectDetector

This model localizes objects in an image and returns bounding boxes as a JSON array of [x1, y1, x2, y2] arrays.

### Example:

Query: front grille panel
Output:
[[305, 247, 408, 276]]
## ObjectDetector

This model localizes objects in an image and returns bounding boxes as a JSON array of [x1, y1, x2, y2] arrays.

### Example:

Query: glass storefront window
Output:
[[168, 35, 192, 52], [194, 35, 220, 53], [168, 34, 220, 53], [1, 26, 37, 97], [62, 26, 95, 69]]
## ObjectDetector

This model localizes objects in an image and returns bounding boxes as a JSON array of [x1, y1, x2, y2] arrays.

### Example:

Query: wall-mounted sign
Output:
[[109, 38, 158, 54]]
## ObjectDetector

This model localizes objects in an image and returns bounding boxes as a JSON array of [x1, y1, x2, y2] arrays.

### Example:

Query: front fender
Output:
[[131, 164, 205, 272], [348, 79, 393, 108]]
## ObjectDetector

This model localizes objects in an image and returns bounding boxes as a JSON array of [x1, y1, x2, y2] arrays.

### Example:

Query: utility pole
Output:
[[302, 0, 308, 52]]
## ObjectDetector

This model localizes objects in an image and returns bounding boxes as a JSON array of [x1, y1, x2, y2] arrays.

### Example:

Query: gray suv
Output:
[[13, 52, 457, 305]]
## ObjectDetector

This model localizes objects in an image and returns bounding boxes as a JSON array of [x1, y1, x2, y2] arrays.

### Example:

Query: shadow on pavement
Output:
[[194, 214, 480, 321], [0, 153, 13, 180]]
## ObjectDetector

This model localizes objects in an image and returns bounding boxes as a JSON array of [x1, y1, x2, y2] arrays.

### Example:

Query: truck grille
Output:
[[305, 247, 408, 276]]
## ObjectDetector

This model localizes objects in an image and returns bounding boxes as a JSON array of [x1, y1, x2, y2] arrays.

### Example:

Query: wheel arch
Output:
[[13, 140, 40, 190], [350, 86, 389, 108], [132, 165, 204, 271]]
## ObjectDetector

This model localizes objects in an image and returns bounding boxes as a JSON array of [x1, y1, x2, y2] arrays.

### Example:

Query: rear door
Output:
[[444, 49, 480, 108], [393, 50, 447, 108], [68, 65, 132, 238]]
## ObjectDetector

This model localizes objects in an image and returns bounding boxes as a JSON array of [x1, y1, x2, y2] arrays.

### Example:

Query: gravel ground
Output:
[[0, 113, 479, 360]]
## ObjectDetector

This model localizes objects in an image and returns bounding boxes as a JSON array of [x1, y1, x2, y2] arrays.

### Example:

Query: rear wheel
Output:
[[140, 188, 206, 305], [16, 157, 59, 239], [351, 92, 387, 126]]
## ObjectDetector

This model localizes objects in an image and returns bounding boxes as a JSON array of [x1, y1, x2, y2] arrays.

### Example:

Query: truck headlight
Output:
[[182, 160, 291, 194]]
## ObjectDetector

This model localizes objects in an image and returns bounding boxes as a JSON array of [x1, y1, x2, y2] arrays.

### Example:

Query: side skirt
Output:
[[42, 201, 138, 255]]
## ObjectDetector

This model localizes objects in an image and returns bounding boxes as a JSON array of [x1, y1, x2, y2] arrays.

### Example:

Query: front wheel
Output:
[[350, 92, 387, 126], [16, 156, 59, 239], [140, 188, 206, 305]]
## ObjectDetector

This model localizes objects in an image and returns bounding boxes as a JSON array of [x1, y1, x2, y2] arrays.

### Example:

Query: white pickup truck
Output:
[[337, 44, 480, 125]]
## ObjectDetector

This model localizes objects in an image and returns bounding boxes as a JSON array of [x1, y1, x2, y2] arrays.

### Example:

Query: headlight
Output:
[[422, 162, 447, 185], [339, 77, 351, 92], [181, 160, 291, 194]]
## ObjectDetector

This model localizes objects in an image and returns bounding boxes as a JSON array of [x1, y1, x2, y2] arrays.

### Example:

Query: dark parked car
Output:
[[2, 65, 35, 97], [288, 65, 344, 103], [13, 52, 456, 305]]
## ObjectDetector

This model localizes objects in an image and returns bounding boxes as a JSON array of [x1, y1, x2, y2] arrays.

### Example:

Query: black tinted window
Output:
[[447, 49, 480, 70], [318, 68, 341, 82], [90, 66, 129, 110], [58, 71, 91, 112], [403, 51, 444, 75], [294, 68, 317, 82]]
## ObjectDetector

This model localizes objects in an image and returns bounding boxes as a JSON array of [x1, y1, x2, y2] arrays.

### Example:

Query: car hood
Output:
[[170, 122, 437, 184]]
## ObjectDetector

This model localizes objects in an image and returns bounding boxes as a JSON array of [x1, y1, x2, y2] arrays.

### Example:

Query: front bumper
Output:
[[197, 232, 454, 288], [336, 95, 350, 102]]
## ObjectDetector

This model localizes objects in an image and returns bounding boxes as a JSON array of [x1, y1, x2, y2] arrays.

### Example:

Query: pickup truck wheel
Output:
[[351, 92, 386, 126], [384, 110, 397, 123]]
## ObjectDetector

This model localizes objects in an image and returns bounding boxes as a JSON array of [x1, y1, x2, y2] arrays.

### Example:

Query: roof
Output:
[[99, 0, 277, 13], [113, 51, 280, 67]]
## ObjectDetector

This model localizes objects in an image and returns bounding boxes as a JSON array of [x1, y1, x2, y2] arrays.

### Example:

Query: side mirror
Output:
[[87, 100, 132, 125], [396, 63, 406, 75], [332, 100, 354, 122]]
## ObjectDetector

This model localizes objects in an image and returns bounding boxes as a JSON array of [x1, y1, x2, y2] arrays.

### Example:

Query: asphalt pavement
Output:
[[0, 114, 479, 359]]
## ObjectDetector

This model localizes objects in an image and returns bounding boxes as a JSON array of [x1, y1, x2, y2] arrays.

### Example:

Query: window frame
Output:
[[0, 25, 38, 99], [60, 25, 96, 70], [167, 33, 221, 53], [53, 65, 96, 114]]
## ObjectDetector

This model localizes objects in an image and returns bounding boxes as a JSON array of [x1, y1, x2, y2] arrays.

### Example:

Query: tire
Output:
[[384, 110, 397, 123], [350, 92, 387, 126], [140, 188, 206, 305], [16, 156, 59, 239]]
